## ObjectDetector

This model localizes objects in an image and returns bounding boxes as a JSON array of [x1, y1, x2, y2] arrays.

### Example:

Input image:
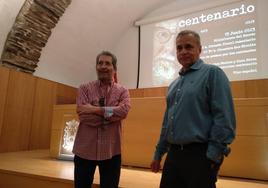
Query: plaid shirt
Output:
[[73, 80, 130, 160]]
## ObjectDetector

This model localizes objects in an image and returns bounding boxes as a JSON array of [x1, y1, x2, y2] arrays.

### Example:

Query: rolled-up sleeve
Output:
[[105, 88, 131, 122], [77, 84, 88, 106], [77, 84, 103, 127]]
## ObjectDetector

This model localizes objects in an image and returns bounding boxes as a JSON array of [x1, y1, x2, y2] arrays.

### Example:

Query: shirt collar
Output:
[[98, 80, 114, 87]]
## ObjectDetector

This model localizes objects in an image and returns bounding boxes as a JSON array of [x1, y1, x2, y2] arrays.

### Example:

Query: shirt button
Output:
[[170, 116, 174, 120], [177, 89, 181, 92]]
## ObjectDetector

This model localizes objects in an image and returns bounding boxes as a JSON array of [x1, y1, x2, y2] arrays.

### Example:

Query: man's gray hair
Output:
[[176, 30, 201, 46]]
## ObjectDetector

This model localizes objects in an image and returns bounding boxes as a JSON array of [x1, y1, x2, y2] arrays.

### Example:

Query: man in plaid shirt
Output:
[[73, 51, 131, 188]]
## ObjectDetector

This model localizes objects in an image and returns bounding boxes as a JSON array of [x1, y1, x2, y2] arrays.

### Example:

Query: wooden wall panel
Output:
[[0, 70, 36, 152], [121, 97, 268, 180], [0, 67, 9, 137], [244, 79, 268, 98], [220, 136, 268, 180], [219, 98, 268, 180], [234, 98, 268, 136], [130, 79, 268, 98], [143, 87, 168, 97], [129, 87, 167, 98], [29, 78, 57, 150], [231, 81, 246, 98], [50, 97, 268, 180], [128, 88, 144, 98], [56, 83, 77, 104], [122, 98, 166, 167], [0, 66, 77, 153]]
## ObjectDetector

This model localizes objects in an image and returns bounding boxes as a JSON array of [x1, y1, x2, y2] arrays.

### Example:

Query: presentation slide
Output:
[[139, 0, 268, 88]]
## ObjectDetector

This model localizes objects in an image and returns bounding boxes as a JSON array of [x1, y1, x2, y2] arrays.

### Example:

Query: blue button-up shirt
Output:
[[154, 59, 236, 163]]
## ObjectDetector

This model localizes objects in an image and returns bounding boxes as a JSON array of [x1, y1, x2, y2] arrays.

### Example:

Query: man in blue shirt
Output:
[[150, 30, 236, 188]]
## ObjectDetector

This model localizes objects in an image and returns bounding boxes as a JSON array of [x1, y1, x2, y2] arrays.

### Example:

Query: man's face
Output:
[[96, 55, 115, 82], [176, 34, 201, 69]]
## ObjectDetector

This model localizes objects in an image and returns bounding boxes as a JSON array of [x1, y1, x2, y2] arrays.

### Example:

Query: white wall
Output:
[[1, 0, 246, 89], [113, 27, 139, 89], [33, 0, 151, 88], [34, 0, 99, 88], [0, 0, 25, 55], [137, 0, 240, 25], [0, 0, 178, 89]]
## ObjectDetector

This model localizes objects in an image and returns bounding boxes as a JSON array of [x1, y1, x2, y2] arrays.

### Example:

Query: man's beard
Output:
[[98, 73, 113, 83]]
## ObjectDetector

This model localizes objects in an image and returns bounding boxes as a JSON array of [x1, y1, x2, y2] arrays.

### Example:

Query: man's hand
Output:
[[210, 156, 224, 170], [77, 104, 103, 115], [150, 160, 161, 173]]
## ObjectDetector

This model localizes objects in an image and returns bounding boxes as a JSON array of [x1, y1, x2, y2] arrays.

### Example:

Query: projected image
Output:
[[153, 20, 180, 86], [197, 2, 258, 81], [140, 0, 267, 88]]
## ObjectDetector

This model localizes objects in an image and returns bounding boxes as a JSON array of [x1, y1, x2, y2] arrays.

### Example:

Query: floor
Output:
[[0, 150, 267, 188]]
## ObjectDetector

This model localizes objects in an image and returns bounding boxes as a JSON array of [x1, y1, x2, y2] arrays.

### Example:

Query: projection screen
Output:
[[138, 0, 268, 88]]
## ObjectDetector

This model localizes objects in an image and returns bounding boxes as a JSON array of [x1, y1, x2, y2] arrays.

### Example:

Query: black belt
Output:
[[170, 142, 207, 150]]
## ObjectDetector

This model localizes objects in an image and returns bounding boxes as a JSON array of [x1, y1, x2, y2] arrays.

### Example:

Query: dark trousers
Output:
[[74, 155, 121, 188], [160, 143, 222, 188]]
